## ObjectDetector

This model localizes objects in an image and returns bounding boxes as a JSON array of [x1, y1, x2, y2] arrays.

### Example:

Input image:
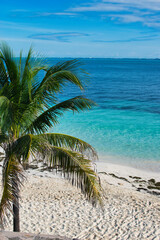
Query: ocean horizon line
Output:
[[43, 57, 160, 60], [14, 56, 160, 60]]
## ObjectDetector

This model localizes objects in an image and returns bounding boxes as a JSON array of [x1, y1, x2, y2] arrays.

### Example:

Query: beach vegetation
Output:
[[0, 42, 102, 232]]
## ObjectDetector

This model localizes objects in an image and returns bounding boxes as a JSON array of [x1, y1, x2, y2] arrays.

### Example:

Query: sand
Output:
[[0, 161, 160, 240]]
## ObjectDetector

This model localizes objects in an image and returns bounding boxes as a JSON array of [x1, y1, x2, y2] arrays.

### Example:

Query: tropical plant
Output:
[[0, 43, 102, 232]]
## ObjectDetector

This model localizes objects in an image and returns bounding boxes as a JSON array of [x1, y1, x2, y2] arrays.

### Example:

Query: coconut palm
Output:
[[0, 43, 102, 232]]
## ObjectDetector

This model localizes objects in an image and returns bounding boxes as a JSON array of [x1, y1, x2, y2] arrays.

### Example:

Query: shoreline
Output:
[[96, 160, 160, 181], [96, 161, 160, 197], [98, 154, 160, 173]]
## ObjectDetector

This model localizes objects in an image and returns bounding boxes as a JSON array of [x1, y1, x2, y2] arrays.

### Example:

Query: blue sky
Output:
[[1, 0, 160, 57]]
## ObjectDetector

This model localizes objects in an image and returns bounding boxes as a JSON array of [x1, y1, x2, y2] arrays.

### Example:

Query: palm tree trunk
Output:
[[11, 158, 20, 232], [13, 197, 20, 232]]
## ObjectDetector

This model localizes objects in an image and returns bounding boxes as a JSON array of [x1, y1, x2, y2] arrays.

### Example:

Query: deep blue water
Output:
[[48, 58, 160, 171]]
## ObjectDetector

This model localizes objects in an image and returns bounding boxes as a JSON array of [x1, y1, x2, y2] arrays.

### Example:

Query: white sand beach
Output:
[[0, 161, 160, 240]]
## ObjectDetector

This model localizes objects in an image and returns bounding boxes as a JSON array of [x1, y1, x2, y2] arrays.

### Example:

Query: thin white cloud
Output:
[[108, 14, 144, 23], [28, 32, 89, 42], [69, 0, 160, 28], [52, 12, 77, 16], [94, 33, 159, 43], [106, 13, 160, 27], [69, 0, 160, 12], [69, 3, 128, 12], [0, 20, 58, 33], [10, 9, 30, 13], [11, 9, 78, 18], [102, 0, 160, 11], [0, 37, 31, 42], [35, 12, 78, 17]]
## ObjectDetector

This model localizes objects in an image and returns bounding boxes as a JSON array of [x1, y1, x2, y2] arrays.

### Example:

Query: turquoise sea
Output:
[[48, 58, 160, 172]]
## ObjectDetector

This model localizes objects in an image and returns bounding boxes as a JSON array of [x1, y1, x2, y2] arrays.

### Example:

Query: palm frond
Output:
[[0, 133, 8, 144], [31, 59, 89, 107], [0, 154, 24, 225], [0, 96, 13, 132], [12, 134, 33, 161], [18, 50, 22, 82], [40, 133, 97, 159], [25, 96, 96, 134], [21, 47, 33, 84], [0, 96, 24, 135], [51, 147, 102, 205], [0, 42, 21, 105], [0, 59, 8, 87], [29, 138, 102, 205], [40, 59, 87, 90], [0, 42, 19, 85], [13, 134, 102, 205]]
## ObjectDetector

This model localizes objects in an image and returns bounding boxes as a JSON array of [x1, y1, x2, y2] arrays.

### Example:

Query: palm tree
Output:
[[0, 43, 102, 232]]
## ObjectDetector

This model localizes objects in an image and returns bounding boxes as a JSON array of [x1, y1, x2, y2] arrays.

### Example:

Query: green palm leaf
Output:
[[0, 43, 21, 106], [40, 133, 97, 159], [8, 133, 101, 205], [0, 133, 8, 144], [29, 136, 102, 205], [0, 59, 8, 87], [31, 59, 89, 109], [0, 42, 18, 85], [50, 147, 102, 205], [25, 96, 96, 134], [0, 96, 13, 132], [38, 59, 87, 92], [0, 155, 24, 225]]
